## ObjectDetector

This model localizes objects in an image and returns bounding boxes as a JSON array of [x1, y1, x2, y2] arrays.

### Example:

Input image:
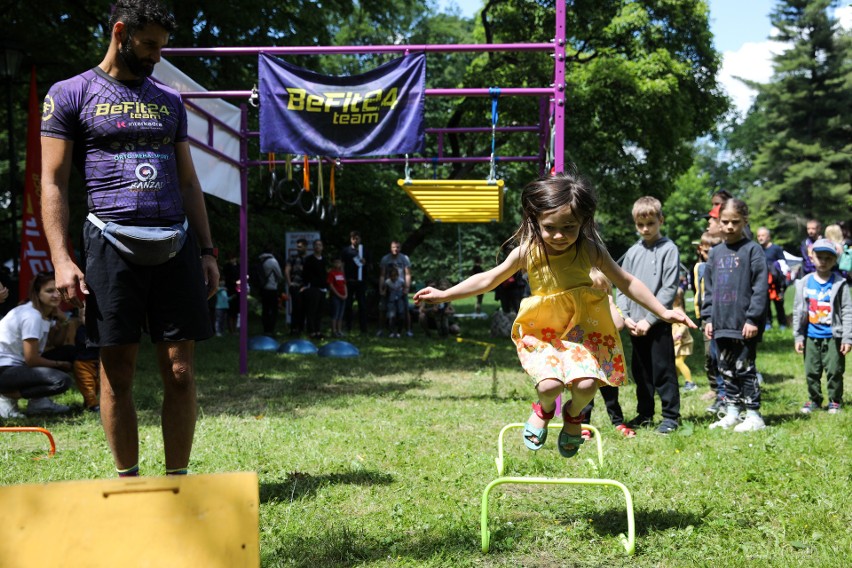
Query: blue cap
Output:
[[811, 238, 838, 257]]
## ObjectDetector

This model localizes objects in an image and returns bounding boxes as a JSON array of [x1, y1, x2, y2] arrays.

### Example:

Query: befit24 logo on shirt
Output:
[[95, 101, 171, 119], [131, 163, 163, 191]]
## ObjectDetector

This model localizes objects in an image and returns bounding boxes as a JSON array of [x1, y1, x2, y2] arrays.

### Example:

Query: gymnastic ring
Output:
[[277, 178, 302, 207], [326, 204, 339, 226], [267, 170, 278, 200], [316, 197, 327, 221], [296, 189, 316, 214]]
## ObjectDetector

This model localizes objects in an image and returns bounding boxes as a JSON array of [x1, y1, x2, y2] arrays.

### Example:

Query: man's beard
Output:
[[118, 39, 155, 78]]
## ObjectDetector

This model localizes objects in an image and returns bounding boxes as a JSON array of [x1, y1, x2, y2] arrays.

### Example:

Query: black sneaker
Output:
[[706, 399, 725, 414], [625, 415, 654, 429], [656, 418, 679, 434]]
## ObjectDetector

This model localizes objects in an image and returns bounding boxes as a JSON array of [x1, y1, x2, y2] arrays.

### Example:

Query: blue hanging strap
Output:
[[488, 87, 500, 182]]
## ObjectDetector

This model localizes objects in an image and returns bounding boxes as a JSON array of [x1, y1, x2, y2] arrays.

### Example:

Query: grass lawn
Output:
[[1, 295, 850, 567]]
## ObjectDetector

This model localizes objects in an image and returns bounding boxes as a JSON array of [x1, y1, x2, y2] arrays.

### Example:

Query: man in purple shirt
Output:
[[41, 0, 218, 477]]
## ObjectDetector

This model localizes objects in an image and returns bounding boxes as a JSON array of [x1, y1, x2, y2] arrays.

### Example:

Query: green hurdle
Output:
[[480, 476, 635, 554], [482, 423, 635, 555]]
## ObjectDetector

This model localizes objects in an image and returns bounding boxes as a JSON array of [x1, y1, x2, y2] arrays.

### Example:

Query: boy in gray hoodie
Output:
[[617, 197, 682, 434], [792, 238, 852, 414]]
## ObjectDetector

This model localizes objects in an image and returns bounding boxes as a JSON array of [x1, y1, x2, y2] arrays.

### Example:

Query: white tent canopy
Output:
[[152, 58, 242, 205]]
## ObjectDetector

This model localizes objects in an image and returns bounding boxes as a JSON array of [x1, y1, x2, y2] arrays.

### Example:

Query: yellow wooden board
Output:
[[0, 471, 259, 568], [398, 178, 505, 223]]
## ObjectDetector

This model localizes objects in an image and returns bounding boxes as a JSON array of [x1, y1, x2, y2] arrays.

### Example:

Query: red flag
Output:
[[18, 66, 53, 300]]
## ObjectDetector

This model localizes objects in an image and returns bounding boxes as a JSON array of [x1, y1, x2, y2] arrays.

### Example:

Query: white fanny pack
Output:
[[87, 212, 188, 266]]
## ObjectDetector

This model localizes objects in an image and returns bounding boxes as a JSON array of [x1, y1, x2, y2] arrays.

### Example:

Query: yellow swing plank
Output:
[[398, 178, 505, 223]]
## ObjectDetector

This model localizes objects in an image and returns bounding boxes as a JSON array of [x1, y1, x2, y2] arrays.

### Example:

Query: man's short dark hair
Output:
[[109, 0, 177, 36], [296, 238, 308, 246]]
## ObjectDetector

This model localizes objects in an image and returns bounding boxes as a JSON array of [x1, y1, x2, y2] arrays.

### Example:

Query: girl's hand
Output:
[[660, 309, 697, 329], [840, 343, 850, 356], [742, 322, 758, 339], [704, 322, 713, 340], [413, 287, 444, 305], [795, 341, 805, 354]]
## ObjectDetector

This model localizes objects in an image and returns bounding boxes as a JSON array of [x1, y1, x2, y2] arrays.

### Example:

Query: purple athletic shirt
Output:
[[41, 67, 188, 225]]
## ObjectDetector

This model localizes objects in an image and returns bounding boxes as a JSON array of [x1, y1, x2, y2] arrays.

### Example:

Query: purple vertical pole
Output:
[[552, 0, 566, 174], [553, 1, 567, 415], [538, 97, 549, 176], [239, 104, 249, 375]]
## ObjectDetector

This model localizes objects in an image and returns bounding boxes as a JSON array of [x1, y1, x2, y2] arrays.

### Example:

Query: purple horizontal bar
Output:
[[426, 126, 538, 134], [246, 156, 538, 167], [244, 126, 539, 138], [179, 87, 553, 100], [162, 43, 553, 57]]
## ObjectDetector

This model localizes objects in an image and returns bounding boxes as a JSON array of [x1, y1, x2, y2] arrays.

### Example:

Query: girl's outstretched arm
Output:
[[413, 247, 525, 305], [592, 242, 697, 329]]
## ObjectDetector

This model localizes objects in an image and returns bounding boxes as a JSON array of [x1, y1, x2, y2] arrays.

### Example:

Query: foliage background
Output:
[[1, 0, 848, 294], [1, 1, 725, 287]]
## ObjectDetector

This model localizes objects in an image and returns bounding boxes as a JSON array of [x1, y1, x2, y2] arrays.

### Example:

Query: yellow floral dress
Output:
[[511, 245, 626, 387]]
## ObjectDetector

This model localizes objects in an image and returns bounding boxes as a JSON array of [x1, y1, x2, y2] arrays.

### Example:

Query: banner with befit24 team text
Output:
[[259, 52, 425, 157]]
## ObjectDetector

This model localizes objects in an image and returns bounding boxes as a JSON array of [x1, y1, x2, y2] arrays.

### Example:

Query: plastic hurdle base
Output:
[[480, 476, 635, 554]]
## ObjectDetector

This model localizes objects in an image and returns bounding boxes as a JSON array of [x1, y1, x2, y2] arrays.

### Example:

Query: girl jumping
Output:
[[414, 172, 695, 457]]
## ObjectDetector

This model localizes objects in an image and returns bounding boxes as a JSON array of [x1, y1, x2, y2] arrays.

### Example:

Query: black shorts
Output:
[[82, 220, 213, 346]]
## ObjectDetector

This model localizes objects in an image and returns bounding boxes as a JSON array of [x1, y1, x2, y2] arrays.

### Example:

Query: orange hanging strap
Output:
[[267, 153, 275, 172], [302, 155, 311, 192], [330, 162, 336, 205], [285, 154, 293, 182], [317, 157, 324, 200]]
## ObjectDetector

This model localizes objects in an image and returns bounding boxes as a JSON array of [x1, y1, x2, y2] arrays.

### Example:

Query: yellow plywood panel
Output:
[[398, 178, 505, 223], [0, 472, 259, 568]]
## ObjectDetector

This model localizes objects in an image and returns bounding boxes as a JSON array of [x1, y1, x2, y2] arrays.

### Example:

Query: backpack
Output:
[[248, 257, 271, 296], [839, 245, 852, 272], [490, 310, 516, 338]]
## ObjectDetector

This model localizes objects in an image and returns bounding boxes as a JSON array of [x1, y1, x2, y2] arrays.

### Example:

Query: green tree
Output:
[[733, 0, 851, 245], [463, 0, 727, 257], [663, 161, 716, 266]]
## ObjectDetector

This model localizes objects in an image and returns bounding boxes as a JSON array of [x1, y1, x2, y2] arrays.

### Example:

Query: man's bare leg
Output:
[[158, 341, 197, 471], [99, 344, 140, 470]]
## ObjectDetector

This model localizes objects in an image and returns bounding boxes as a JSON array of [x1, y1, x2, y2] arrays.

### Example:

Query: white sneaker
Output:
[[0, 394, 24, 419], [26, 397, 70, 415], [734, 413, 766, 432], [709, 411, 742, 430]]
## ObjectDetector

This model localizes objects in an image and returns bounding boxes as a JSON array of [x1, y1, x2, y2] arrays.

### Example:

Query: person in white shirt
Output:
[[0, 272, 73, 418]]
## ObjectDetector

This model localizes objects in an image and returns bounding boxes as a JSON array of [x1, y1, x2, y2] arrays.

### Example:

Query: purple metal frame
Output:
[[161, 3, 566, 375]]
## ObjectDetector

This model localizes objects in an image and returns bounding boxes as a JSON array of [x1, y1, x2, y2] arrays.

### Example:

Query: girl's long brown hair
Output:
[[505, 170, 605, 270]]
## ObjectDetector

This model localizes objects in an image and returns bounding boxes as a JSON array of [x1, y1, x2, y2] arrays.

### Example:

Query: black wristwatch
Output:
[[200, 247, 217, 258]]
